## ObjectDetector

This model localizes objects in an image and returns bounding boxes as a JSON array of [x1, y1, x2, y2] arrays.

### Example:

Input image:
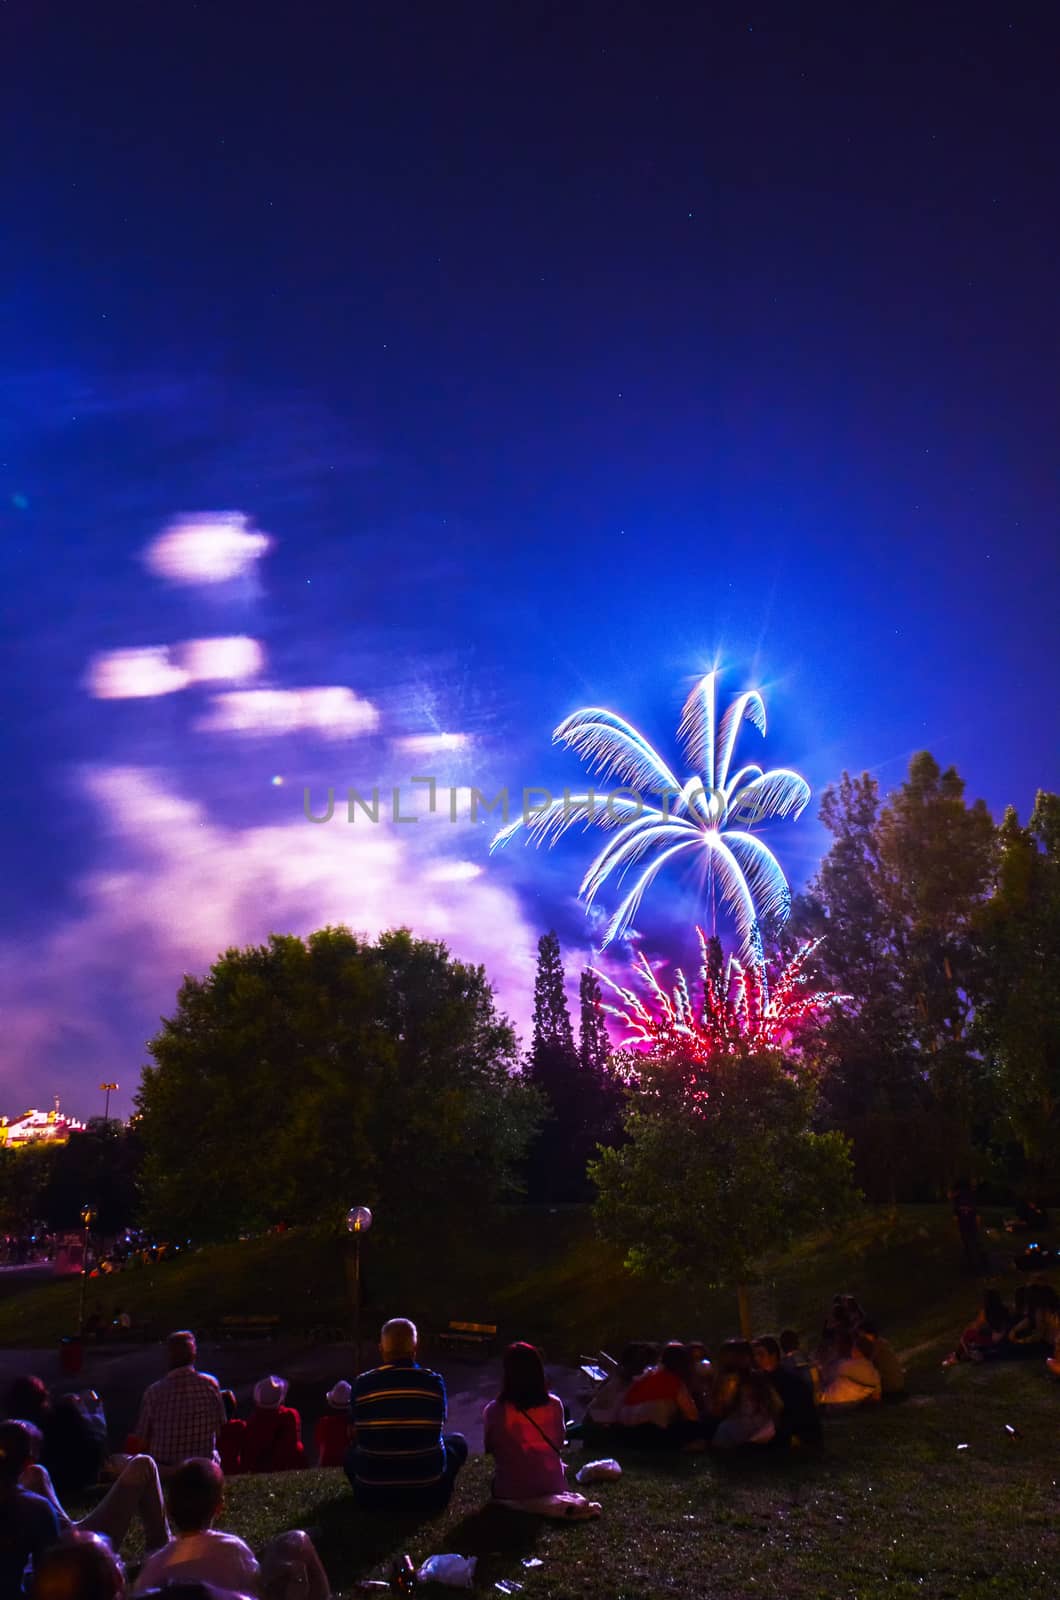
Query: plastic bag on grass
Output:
[[575, 1457, 622, 1483], [416, 1553, 478, 1587]]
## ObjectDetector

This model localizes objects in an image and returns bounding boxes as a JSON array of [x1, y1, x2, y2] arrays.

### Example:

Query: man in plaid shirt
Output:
[[136, 1331, 227, 1470]]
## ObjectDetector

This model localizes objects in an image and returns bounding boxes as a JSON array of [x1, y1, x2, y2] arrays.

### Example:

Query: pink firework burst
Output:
[[594, 930, 848, 1063]]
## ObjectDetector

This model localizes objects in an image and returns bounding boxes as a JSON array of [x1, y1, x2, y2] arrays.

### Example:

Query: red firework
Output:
[[593, 930, 848, 1062]]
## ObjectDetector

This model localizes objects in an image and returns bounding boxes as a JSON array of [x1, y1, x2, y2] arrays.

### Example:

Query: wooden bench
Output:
[[437, 1319, 497, 1357], [219, 1314, 280, 1340]]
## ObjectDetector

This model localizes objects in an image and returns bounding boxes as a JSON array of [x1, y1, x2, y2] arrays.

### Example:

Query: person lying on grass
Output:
[[483, 1342, 601, 1520], [133, 1457, 330, 1600]]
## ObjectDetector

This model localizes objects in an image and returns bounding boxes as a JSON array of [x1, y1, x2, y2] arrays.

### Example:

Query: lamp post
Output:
[[78, 1205, 97, 1338], [99, 1083, 118, 1123], [346, 1206, 373, 1374]]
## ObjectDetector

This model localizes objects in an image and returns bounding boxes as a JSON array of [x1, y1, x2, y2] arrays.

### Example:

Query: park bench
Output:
[[219, 1314, 280, 1340], [438, 1319, 497, 1357]]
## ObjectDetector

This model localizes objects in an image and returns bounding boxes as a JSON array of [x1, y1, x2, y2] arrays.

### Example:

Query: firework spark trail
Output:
[[593, 931, 850, 1060], [490, 671, 810, 951]]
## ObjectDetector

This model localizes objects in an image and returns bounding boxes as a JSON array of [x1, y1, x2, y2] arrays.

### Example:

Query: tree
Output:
[[523, 934, 623, 1200], [578, 969, 611, 1078], [39, 1123, 144, 1235], [793, 755, 997, 1193], [590, 1047, 858, 1324], [974, 793, 1060, 1183], [137, 927, 541, 1239]]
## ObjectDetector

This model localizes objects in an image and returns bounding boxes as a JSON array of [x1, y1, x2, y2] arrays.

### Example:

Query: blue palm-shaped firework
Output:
[[490, 671, 810, 952]]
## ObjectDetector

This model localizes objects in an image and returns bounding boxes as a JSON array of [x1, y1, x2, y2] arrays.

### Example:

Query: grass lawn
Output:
[[49, 1204, 1058, 1597], [117, 1351, 1058, 1600]]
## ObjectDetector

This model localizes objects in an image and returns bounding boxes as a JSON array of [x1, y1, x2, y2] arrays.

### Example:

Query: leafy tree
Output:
[[974, 793, 1060, 1182], [39, 1122, 144, 1234], [137, 927, 541, 1239], [0, 1144, 53, 1232], [591, 1047, 858, 1324], [794, 754, 997, 1189]]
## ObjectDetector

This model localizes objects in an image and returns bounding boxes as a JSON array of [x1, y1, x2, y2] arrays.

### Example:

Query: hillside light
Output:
[[346, 1206, 373, 1374]]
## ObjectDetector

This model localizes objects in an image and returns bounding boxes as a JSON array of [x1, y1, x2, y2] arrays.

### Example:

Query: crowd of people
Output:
[[575, 1293, 905, 1455], [944, 1281, 1060, 1374], [0, 1296, 912, 1596]]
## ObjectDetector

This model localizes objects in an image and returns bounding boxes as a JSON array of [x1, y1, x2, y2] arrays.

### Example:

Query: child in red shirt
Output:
[[218, 1388, 246, 1476], [314, 1380, 354, 1468]]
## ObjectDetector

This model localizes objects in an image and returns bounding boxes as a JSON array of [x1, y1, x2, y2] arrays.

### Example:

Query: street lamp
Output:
[[78, 1205, 97, 1339], [99, 1083, 119, 1123], [346, 1206, 373, 1374]]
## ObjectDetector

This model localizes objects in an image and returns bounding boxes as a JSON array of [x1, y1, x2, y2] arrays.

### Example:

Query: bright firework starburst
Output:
[[490, 671, 810, 951], [595, 932, 849, 1061]]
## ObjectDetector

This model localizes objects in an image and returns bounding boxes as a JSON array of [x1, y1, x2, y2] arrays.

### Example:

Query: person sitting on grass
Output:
[[943, 1289, 1013, 1367], [779, 1329, 817, 1390], [29, 1531, 126, 1600], [709, 1341, 778, 1449], [0, 1420, 61, 1597], [217, 1392, 246, 1477], [618, 1342, 701, 1445], [483, 1343, 601, 1521], [135, 1333, 227, 1473], [817, 1330, 882, 1407], [133, 1457, 329, 1600], [345, 1317, 468, 1512], [751, 1337, 821, 1447], [241, 1379, 305, 1475], [16, 1420, 169, 1558], [684, 1340, 714, 1413], [314, 1383, 354, 1469], [573, 1343, 656, 1436], [857, 1323, 906, 1397], [1006, 1283, 1060, 1355], [6, 1378, 108, 1500]]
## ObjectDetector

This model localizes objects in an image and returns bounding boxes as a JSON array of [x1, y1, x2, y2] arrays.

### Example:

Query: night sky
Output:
[[2, 4, 1058, 1118]]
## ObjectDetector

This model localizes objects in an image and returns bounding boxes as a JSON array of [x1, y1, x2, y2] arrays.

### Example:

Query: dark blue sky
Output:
[[2, 3, 1058, 1117]]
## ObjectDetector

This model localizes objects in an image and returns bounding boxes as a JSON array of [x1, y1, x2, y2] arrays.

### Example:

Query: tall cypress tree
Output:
[[532, 931, 575, 1063], [578, 968, 610, 1077], [525, 932, 585, 1200]]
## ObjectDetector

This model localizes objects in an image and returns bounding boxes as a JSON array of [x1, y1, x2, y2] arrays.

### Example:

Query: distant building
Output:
[[0, 1097, 85, 1148]]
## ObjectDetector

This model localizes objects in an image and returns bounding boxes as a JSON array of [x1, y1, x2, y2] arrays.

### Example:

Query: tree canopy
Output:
[[591, 1046, 858, 1289], [136, 926, 541, 1239]]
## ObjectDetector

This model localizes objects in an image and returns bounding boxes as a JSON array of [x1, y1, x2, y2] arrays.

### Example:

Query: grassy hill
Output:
[[0, 1203, 998, 1359]]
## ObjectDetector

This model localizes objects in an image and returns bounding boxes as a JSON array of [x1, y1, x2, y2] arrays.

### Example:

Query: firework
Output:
[[594, 931, 848, 1060], [490, 671, 809, 951]]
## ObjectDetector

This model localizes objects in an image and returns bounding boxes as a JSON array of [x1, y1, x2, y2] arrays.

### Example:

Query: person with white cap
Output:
[[314, 1382, 354, 1469], [241, 1377, 306, 1474]]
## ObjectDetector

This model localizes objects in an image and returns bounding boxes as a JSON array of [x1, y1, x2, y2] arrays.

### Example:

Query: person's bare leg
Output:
[[260, 1529, 331, 1600], [77, 1454, 170, 1552], [21, 1462, 72, 1531]]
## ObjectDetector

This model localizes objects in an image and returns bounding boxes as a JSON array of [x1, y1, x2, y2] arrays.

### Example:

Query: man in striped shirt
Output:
[[345, 1318, 468, 1509]]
